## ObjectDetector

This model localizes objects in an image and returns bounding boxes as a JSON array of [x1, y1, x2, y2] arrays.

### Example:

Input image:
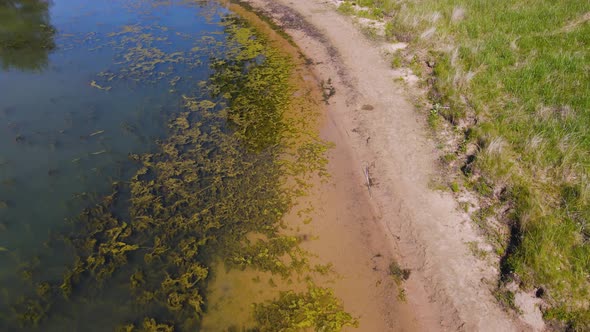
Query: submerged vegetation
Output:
[[253, 286, 358, 331], [339, 0, 590, 328], [1, 6, 353, 331]]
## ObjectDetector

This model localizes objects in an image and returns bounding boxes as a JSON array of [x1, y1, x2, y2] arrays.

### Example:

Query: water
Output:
[[0, 2, 227, 246], [0, 1, 359, 331], [0, 0, 242, 330], [0, 0, 222, 257]]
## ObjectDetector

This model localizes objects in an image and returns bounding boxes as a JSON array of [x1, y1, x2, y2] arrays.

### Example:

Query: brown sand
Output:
[[238, 0, 538, 331]]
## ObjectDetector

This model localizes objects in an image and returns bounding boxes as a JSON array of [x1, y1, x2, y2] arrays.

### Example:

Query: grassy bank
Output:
[[338, 0, 589, 329]]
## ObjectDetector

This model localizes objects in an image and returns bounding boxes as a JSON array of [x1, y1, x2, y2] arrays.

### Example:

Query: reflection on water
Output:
[[0, 0, 56, 71]]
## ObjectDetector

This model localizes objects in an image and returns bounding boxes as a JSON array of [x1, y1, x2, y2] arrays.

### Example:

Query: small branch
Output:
[[362, 162, 372, 197]]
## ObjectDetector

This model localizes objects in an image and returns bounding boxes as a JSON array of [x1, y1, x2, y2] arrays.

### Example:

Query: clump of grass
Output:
[[427, 108, 441, 129], [388, 259, 411, 302], [458, 201, 470, 212], [360, 25, 379, 39], [340, 0, 406, 37], [493, 288, 520, 313], [466, 241, 488, 260], [337, 1, 356, 15], [355, 0, 401, 16], [408, 55, 424, 77], [388, 260, 411, 282], [384, 19, 414, 42], [441, 152, 457, 164], [390, 52, 403, 68]]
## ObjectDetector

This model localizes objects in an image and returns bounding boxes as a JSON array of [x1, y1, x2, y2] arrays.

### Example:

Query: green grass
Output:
[[338, 0, 401, 19], [390, 51, 403, 68], [466, 241, 488, 260], [346, 0, 590, 328], [354, 0, 400, 15], [493, 288, 520, 313], [337, 1, 355, 15]]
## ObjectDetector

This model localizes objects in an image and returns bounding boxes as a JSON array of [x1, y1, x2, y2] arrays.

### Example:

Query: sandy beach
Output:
[[238, 0, 536, 330]]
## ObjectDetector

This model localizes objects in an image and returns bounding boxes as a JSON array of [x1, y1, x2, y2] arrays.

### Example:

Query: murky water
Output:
[[0, 1, 363, 331]]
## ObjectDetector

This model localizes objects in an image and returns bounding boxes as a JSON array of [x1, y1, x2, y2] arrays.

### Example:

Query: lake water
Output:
[[0, 0, 356, 331], [0, 0, 228, 329]]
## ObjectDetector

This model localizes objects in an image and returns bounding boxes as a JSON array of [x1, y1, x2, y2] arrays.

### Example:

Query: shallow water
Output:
[[0, 0, 365, 331], [0, 0, 242, 330], [1, 1, 223, 228], [0, 0, 224, 256]]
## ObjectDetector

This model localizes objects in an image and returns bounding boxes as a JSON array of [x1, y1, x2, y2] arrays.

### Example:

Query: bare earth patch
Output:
[[556, 11, 590, 34]]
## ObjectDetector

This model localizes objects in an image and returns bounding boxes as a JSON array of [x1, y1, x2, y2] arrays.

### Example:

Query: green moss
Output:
[[143, 318, 174, 332], [13, 298, 49, 327], [227, 236, 307, 277]]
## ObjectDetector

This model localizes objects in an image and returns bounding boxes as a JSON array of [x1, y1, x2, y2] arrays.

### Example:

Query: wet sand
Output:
[[200, 112, 424, 331], [200, 3, 424, 330], [236, 0, 533, 331], [294, 112, 425, 331]]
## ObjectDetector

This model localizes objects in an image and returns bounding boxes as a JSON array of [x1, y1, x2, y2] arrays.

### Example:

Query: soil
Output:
[[239, 0, 541, 331]]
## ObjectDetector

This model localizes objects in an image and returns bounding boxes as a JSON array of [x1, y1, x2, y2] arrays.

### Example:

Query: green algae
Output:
[[94, 23, 208, 88], [5, 9, 352, 332], [253, 286, 359, 331], [117, 318, 174, 332]]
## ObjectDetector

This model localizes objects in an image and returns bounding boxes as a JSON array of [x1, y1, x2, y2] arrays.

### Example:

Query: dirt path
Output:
[[241, 0, 536, 331]]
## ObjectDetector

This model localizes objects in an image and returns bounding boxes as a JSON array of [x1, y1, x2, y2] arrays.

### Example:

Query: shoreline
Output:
[[239, 0, 535, 330], [207, 4, 420, 330]]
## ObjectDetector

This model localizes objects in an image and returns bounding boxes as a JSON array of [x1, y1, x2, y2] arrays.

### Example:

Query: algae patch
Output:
[[254, 286, 358, 331]]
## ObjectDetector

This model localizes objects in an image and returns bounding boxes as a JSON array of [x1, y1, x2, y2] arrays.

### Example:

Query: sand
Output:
[[238, 0, 539, 330]]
